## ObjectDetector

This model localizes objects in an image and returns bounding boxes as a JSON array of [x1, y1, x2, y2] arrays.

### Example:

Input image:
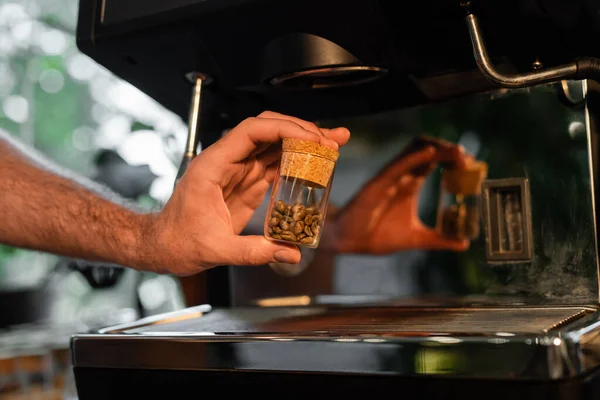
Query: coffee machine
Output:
[[70, 0, 600, 398]]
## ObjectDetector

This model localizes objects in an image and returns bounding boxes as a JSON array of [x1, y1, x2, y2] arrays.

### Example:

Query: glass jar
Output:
[[269, 247, 315, 276], [437, 160, 488, 240], [265, 138, 339, 248]]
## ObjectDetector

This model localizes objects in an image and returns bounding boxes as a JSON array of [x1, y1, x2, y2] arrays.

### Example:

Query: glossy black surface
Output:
[[76, 0, 600, 307], [72, 367, 600, 400], [71, 303, 600, 379], [232, 81, 599, 306], [77, 0, 600, 126]]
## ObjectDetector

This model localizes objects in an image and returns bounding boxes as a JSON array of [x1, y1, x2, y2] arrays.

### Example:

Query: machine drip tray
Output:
[[102, 305, 594, 337], [72, 304, 600, 381]]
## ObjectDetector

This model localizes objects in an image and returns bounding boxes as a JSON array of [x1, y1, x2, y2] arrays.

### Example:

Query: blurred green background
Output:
[[0, 0, 187, 329], [0, 0, 188, 270]]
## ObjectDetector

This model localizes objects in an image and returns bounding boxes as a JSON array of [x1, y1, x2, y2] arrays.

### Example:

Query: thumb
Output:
[[223, 235, 301, 266], [415, 228, 470, 252], [378, 146, 437, 186]]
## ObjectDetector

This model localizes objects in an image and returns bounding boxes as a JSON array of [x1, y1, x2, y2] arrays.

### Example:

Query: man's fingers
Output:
[[221, 235, 301, 266], [257, 111, 322, 135], [264, 163, 278, 183], [221, 117, 320, 159], [217, 117, 337, 163], [325, 127, 351, 147], [436, 145, 470, 169], [373, 146, 436, 188], [416, 228, 470, 252], [394, 146, 437, 174], [257, 111, 350, 147], [255, 143, 282, 167]]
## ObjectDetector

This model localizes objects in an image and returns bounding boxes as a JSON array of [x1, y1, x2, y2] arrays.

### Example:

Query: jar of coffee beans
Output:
[[436, 160, 488, 240], [264, 138, 339, 248]]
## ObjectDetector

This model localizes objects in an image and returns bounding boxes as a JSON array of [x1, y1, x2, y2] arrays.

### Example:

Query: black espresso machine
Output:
[[71, 0, 600, 398]]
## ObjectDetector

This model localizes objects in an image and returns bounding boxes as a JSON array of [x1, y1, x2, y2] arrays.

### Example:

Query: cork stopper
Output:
[[280, 138, 339, 188], [443, 160, 488, 195]]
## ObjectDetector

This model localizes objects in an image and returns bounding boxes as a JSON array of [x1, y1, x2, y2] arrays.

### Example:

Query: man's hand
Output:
[[321, 141, 472, 255], [0, 111, 348, 277], [140, 111, 350, 275]]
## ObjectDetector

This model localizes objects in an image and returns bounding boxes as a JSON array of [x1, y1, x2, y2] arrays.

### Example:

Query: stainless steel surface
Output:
[[103, 306, 591, 335], [71, 303, 600, 379], [561, 80, 586, 106], [585, 80, 600, 303], [96, 304, 211, 334], [481, 178, 534, 264], [234, 80, 599, 306], [253, 294, 398, 307], [175, 73, 206, 184], [247, 294, 590, 309], [465, 13, 579, 88]]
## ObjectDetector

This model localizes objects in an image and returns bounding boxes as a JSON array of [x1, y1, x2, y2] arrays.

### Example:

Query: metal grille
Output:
[[119, 306, 592, 336]]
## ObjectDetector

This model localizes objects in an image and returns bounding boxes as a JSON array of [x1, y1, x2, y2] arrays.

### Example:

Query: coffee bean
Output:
[[267, 200, 324, 246], [275, 200, 286, 213], [293, 221, 305, 235], [304, 214, 313, 225], [304, 225, 313, 237], [300, 237, 315, 244], [280, 231, 297, 241], [312, 225, 320, 237], [440, 204, 479, 240], [464, 207, 480, 237], [269, 217, 279, 227], [293, 210, 307, 221], [441, 207, 460, 238]]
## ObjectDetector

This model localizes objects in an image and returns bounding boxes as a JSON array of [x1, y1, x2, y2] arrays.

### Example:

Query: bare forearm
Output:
[[0, 132, 153, 268]]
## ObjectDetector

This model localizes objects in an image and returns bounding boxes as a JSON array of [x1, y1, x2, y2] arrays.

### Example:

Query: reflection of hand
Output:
[[143, 111, 350, 275], [322, 142, 472, 255]]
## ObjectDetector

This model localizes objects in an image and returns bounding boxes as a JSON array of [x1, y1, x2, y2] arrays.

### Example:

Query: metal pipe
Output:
[[464, 13, 579, 88], [175, 73, 207, 184]]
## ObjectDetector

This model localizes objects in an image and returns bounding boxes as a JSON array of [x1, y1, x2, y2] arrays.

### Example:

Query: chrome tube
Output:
[[465, 13, 578, 88], [175, 73, 207, 184]]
